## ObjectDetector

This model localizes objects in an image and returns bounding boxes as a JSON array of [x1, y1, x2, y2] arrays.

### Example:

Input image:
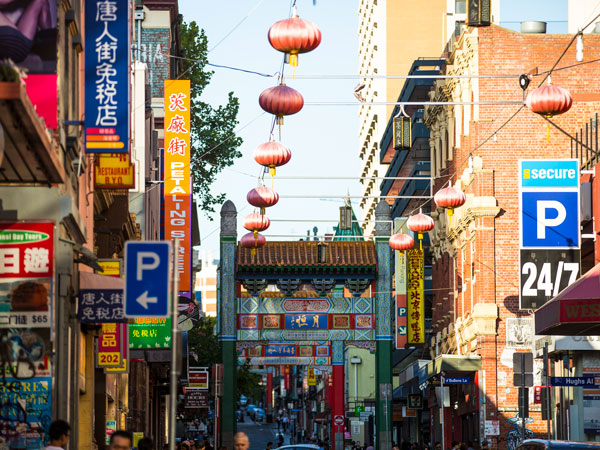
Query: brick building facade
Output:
[[424, 25, 600, 448]]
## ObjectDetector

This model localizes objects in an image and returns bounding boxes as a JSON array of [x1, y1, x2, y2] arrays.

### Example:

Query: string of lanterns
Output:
[[241, 5, 322, 258]]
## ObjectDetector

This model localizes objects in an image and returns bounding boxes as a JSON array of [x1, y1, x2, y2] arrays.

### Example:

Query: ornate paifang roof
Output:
[[236, 241, 377, 278]]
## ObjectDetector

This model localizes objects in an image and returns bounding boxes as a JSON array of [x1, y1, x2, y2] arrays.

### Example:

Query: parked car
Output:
[[252, 407, 265, 422], [518, 440, 600, 450], [246, 404, 257, 415]]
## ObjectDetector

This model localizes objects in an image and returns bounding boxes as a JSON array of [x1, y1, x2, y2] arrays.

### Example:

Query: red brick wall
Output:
[[431, 25, 600, 448]]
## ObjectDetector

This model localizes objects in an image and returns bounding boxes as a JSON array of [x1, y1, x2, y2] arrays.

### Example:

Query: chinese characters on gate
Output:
[[85, 0, 130, 153], [164, 80, 192, 291]]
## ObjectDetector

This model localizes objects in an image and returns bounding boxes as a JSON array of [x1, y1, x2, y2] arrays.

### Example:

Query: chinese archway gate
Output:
[[218, 201, 394, 450]]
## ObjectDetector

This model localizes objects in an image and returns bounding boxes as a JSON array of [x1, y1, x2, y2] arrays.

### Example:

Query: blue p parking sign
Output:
[[521, 190, 580, 248]]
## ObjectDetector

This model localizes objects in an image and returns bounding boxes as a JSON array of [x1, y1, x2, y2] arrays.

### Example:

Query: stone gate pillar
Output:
[[219, 200, 237, 449], [375, 200, 393, 450], [332, 339, 345, 450]]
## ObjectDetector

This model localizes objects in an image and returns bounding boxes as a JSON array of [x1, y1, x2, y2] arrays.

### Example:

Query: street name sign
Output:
[[550, 376, 598, 387], [125, 241, 171, 318], [442, 376, 470, 385]]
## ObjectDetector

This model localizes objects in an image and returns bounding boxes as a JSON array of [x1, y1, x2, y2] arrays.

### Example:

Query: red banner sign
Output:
[[0, 222, 54, 279]]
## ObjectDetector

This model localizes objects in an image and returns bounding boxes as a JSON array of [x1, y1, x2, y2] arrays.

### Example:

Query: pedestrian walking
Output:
[[233, 432, 250, 450], [138, 437, 154, 450], [45, 420, 71, 450], [282, 414, 289, 432], [108, 430, 133, 450]]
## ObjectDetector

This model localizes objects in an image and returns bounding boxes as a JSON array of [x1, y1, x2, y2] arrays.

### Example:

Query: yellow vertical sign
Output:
[[307, 367, 316, 386], [407, 249, 425, 344], [164, 80, 191, 291]]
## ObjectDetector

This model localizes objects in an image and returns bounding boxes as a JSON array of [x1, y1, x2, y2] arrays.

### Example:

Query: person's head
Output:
[[267, 442, 273, 449], [481, 441, 489, 450], [233, 432, 249, 450], [468, 443, 473, 448], [109, 430, 133, 450], [452, 442, 459, 449], [138, 437, 154, 450], [49, 420, 70, 447], [393, 445, 400, 450], [434, 443, 442, 450], [196, 439, 205, 449]]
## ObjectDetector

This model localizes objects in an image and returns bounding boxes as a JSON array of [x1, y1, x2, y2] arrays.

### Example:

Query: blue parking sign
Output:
[[521, 191, 579, 248]]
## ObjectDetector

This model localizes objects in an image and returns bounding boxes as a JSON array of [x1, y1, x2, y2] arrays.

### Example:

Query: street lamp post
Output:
[[350, 356, 362, 405]]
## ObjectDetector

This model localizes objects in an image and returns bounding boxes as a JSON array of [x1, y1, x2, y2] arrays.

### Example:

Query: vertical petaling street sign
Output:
[[407, 249, 425, 344], [164, 80, 191, 292], [85, 0, 130, 154]]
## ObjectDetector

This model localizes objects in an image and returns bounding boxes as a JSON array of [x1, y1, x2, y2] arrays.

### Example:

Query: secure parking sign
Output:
[[519, 160, 581, 310], [519, 160, 580, 249]]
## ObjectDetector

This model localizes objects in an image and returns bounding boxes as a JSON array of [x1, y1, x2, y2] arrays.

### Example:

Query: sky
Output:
[[179, 0, 570, 260]]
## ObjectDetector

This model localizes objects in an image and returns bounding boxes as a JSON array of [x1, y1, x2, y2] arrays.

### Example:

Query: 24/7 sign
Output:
[[520, 249, 580, 309]]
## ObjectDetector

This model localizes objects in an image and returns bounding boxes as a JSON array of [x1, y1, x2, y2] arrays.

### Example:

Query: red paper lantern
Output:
[[243, 212, 270, 238], [259, 84, 304, 125], [434, 185, 466, 217], [526, 84, 573, 117], [388, 233, 414, 251], [407, 212, 435, 248], [241, 231, 266, 259], [268, 10, 322, 67], [253, 141, 292, 176], [247, 186, 279, 214]]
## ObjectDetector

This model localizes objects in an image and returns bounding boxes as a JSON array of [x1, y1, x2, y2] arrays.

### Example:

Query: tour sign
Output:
[[125, 241, 171, 318]]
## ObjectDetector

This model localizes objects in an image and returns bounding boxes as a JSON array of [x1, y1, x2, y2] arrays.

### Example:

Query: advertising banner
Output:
[[129, 317, 171, 349], [97, 323, 126, 368], [95, 153, 135, 189], [0, 376, 52, 449], [188, 367, 209, 389], [307, 367, 316, 386], [4, 0, 59, 130], [85, 0, 130, 153], [407, 249, 425, 344], [98, 259, 122, 277], [164, 80, 191, 291], [394, 218, 408, 349]]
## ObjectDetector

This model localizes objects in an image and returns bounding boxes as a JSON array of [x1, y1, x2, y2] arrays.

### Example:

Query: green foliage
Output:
[[186, 316, 264, 403], [180, 21, 243, 215]]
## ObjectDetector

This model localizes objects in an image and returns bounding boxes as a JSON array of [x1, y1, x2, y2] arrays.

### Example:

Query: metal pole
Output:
[[441, 376, 445, 450], [544, 342, 552, 441], [521, 354, 526, 443], [169, 238, 180, 450], [354, 363, 358, 403]]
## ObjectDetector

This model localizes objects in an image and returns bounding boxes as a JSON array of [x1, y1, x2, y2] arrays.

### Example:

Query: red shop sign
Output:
[[0, 222, 54, 279]]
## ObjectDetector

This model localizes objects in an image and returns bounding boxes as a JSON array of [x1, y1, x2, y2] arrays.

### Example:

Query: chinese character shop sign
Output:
[[407, 249, 425, 344], [164, 80, 191, 291], [97, 323, 127, 368], [85, 0, 130, 153], [0, 222, 53, 279]]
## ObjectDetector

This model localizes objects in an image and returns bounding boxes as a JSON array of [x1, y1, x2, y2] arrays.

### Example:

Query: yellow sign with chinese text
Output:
[[307, 367, 316, 386], [164, 80, 191, 291], [407, 249, 425, 344]]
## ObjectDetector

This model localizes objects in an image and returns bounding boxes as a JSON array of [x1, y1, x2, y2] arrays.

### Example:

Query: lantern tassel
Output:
[[447, 208, 453, 228], [254, 230, 258, 239], [251, 247, 256, 262]]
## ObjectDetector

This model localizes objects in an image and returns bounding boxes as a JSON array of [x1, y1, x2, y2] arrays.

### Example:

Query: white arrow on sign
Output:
[[137, 291, 158, 309]]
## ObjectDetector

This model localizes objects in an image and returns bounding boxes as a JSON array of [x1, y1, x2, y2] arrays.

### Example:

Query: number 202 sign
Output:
[[519, 249, 580, 310]]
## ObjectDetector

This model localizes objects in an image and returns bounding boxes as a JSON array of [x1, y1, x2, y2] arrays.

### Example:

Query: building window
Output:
[[455, 0, 466, 14], [455, 21, 465, 38]]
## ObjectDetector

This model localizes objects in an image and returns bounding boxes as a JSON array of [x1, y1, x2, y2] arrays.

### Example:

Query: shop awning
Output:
[[80, 271, 124, 290], [535, 263, 600, 336], [419, 354, 482, 383]]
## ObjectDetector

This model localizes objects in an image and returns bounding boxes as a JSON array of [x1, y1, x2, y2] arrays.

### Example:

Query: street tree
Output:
[[180, 21, 243, 215]]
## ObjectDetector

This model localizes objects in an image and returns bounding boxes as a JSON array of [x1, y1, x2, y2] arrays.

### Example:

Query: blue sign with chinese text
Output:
[[77, 289, 126, 323], [85, 0, 130, 153], [264, 345, 296, 357], [284, 314, 328, 330]]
